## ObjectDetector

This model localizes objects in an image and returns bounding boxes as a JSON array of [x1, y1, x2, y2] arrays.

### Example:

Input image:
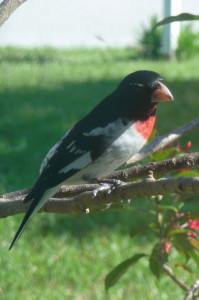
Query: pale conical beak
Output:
[[151, 82, 174, 103]]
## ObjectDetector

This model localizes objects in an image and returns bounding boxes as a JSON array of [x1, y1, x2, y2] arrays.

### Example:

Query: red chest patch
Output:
[[134, 107, 156, 140]]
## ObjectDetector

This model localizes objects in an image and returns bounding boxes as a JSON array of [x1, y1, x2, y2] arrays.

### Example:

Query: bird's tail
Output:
[[9, 185, 58, 250]]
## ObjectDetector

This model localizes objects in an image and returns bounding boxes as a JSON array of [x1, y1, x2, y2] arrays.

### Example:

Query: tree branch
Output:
[[1, 176, 199, 218], [0, 0, 27, 27], [184, 277, 199, 300], [162, 263, 188, 292], [104, 152, 199, 181], [127, 116, 199, 164], [2, 151, 199, 204]]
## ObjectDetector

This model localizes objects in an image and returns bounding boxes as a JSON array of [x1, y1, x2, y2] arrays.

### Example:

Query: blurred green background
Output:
[[0, 47, 199, 299]]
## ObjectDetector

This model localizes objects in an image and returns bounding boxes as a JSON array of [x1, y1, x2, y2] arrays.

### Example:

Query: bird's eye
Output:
[[155, 83, 161, 90]]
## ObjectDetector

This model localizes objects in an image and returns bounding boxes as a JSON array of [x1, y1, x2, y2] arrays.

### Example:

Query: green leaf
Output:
[[148, 128, 157, 143], [151, 147, 178, 162], [149, 243, 162, 279], [157, 205, 178, 212], [175, 262, 193, 274], [175, 170, 199, 178], [105, 254, 146, 291], [130, 223, 157, 237], [172, 235, 192, 259], [168, 229, 192, 236], [183, 195, 199, 203], [172, 235, 199, 265], [175, 202, 185, 211], [147, 209, 157, 216], [155, 13, 199, 28], [191, 211, 199, 219], [130, 208, 156, 216], [188, 250, 199, 267], [130, 226, 150, 237], [189, 237, 199, 252], [176, 152, 188, 157]]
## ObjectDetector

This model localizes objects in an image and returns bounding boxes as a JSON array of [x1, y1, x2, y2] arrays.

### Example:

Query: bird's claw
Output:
[[93, 179, 127, 210], [92, 179, 127, 197], [92, 179, 128, 212], [92, 183, 111, 197]]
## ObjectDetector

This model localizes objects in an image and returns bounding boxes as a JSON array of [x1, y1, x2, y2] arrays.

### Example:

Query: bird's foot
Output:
[[92, 183, 111, 197], [92, 178, 127, 188], [91, 178, 127, 210], [92, 178, 127, 196], [92, 183, 113, 210]]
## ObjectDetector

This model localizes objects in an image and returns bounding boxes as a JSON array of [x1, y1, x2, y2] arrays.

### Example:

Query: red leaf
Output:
[[188, 219, 199, 230], [187, 232, 197, 237], [184, 141, 192, 150], [165, 240, 171, 253]]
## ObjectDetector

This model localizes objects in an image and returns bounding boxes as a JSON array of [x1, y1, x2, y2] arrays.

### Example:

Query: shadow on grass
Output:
[[1, 78, 199, 237]]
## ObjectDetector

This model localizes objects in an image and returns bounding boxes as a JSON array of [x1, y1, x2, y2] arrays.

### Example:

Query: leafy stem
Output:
[[155, 195, 189, 292]]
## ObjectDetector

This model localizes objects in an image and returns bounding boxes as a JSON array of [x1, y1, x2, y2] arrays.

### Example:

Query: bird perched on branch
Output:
[[9, 70, 173, 250]]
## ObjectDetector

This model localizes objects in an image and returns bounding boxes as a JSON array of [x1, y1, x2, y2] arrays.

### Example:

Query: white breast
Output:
[[66, 119, 146, 184]]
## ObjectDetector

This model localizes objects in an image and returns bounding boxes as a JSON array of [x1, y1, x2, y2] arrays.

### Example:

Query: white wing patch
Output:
[[83, 119, 123, 137], [66, 141, 76, 152], [40, 128, 72, 174], [66, 140, 86, 155], [59, 152, 92, 174], [83, 127, 104, 137]]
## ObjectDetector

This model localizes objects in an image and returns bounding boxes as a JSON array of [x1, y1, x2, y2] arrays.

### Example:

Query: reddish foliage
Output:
[[187, 219, 199, 230], [187, 232, 197, 237], [165, 240, 171, 253], [184, 141, 192, 150], [178, 168, 191, 173]]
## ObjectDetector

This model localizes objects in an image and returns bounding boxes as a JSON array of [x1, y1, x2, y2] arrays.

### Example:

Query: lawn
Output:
[[0, 47, 199, 300]]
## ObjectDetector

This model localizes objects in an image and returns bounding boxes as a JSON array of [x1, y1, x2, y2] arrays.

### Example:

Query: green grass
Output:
[[0, 47, 199, 300]]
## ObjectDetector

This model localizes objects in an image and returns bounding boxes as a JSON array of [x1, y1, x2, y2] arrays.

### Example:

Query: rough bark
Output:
[[2, 151, 199, 202], [1, 176, 199, 218], [0, 0, 27, 27]]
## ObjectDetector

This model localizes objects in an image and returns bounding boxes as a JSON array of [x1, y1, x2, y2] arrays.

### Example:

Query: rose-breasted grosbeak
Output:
[[9, 70, 173, 249]]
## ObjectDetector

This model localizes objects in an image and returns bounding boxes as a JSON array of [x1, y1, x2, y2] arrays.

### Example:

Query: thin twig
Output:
[[1, 176, 199, 218], [105, 152, 199, 182], [2, 151, 199, 202], [162, 263, 188, 292], [155, 193, 189, 293], [184, 277, 199, 300], [0, 0, 27, 27]]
